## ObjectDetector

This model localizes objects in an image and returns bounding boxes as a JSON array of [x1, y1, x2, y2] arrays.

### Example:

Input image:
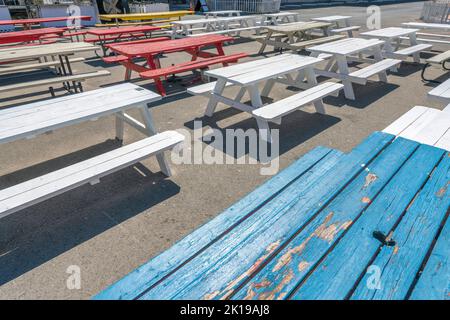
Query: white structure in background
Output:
[[38, 1, 97, 26], [129, 2, 170, 13], [421, 0, 450, 23], [206, 0, 281, 13]]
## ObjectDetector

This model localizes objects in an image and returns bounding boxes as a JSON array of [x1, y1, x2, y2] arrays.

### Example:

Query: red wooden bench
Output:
[[84, 33, 147, 44], [103, 36, 170, 49], [139, 52, 248, 95]]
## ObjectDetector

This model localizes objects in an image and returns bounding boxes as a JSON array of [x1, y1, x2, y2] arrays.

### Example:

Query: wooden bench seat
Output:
[[0, 57, 85, 75], [349, 59, 401, 84], [288, 35, 345, 51], [139, 53, 248, 81], [427, 50, 450, 65], [103, 36, 169, 49], [84, 33, 147, 43], [187, 80, 235, 96], [95, 19, 176, 27], [421, 50, 450, 82], [330, 26, 360, 34], [0, 70, 110, 95], [187, 26, 261, 37], [0, 131, 184, 219], [252, 82, 343, 122], [394, 44, 432, 57], [102, 55, 130, 64]]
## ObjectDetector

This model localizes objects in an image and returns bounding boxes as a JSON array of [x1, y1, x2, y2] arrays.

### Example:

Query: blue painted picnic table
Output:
[[95, 131, 449, 300]]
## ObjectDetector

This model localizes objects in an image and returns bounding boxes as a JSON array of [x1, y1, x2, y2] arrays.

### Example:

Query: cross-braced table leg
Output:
[[140, 105, 172, 176], [205, 78, 228, 117], [335, 54, 356, 100]]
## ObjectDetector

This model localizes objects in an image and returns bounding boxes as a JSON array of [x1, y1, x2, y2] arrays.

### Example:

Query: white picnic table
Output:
[[428, 78, 450, 111], [360, 27, 424, 64], [263, 12, 300, 25], [308, 37, 401, 100], [256, 21, 333, 54], [0, 42, 106, 95], [170, 15, 260, 38], [383, 106, 450, 151], [205, 10, 241, 18], [190, 54, 345, 140], [311, 15, 358, 37], [0, 83, 184, 218], [402, 22, 450, 31], [401, 22, 450, 47]]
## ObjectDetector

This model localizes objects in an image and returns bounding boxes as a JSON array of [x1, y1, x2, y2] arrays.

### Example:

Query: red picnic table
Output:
[[0, 16, 91, 30], [86, 25, 161, 56], [107, 34, 247, 95], [0, 27, 65, 45]]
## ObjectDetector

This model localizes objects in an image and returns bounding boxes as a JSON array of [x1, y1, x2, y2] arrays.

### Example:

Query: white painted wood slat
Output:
[[0, 131, 184, 218], [252, 82, 343, 121]]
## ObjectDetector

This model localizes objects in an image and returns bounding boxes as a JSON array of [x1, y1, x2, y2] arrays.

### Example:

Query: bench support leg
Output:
[[234, 87, 246, 102], [205, 78, 227, 117], [261, 79, 276, 97], [305, 67, 326, 114], [115, 112, 125, 142], [139, 105, 172, 176], [256, 118, 272, 143], [372, 49, 388, 83]]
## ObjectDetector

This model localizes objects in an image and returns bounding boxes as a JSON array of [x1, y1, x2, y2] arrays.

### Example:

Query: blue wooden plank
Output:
[[94, 146, 337, 299], [233, 137, 419, 300], [409, 212, 449, 300], [289, 144, 444, 300], [137, 132, 394, 300], [351, 151, 450, 300]]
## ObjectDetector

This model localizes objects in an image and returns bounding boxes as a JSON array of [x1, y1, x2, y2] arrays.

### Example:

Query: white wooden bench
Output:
[[0, 57, 85, 75], [421, 49, 450, 82], [0, 70, 111, 96], [393, 44, 432, 61], [330, 26, 360, 37], [252, 81, 343, 124], [0, 131, 184, 219], [187, 81, 235, 97], [428, 78, 450, 109], [348, 59, 401, 84], [0, 83, 184, 219], [186, 26, 261, 37], [287, 35, 345, 51]]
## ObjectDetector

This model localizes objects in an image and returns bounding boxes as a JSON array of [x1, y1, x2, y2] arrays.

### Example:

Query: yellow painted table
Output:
[[99, 10, 194, 26]]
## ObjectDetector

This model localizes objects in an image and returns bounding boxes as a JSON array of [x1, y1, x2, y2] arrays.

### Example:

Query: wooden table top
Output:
[[265, 21, 331, 34], [109, 34, 233, 57]]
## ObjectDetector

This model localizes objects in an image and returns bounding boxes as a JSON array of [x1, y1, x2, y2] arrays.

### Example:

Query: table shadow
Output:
[[0, 139, 180, 286]]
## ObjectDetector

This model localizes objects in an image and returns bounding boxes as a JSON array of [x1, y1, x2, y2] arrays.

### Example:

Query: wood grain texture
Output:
[[351, 152, 450, 300], [94, 146, 337, 299], [135, 132, 393, 300], [289, 144, 444, 300], [234, 137, 418, 300]]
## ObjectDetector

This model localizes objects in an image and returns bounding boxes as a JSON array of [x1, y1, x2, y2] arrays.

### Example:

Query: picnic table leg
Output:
[[146, 55, 166, 96], [234, 87, 247, 102], [373, 47, 388, 83], [261, 79, 276, 97], [336, 55, 356, 100], [248, 84, 272, 142], [115, 111, 125, 141], [258, 31, 272, 54], [305, 67, 326, 114], [139, 105, 172, 176], [205, 78, 228, 117], [409, 33, 421, 63]]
